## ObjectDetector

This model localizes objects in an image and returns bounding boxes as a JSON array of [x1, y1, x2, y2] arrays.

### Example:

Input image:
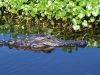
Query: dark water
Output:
[[0, 46, 100, 75]]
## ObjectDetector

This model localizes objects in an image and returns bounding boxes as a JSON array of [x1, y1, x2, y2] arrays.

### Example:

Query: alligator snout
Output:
[[76, 40, 87, 47]]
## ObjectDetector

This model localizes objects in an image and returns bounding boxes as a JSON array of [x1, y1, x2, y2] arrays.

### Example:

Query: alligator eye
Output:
[[47, 36, 53, 39], [47, 37, 51, 39]]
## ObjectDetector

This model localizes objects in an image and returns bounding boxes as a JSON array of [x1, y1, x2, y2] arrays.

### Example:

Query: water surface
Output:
[[0, 46, 100, 75]]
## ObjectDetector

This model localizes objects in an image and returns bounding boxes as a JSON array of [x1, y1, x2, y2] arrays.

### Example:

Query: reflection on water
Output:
[[0, 33, 100, 75], [0, 33, 88, 53], [0, 47, 100, 75]]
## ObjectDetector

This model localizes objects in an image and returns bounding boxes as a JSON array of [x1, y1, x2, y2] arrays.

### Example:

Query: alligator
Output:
[[0, 34, 87, 52]]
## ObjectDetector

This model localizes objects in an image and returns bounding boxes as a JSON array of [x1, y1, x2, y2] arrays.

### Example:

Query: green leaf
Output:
[[47, 29, 53, 34], [72, 25, 80, 31], [78, 13, 85, 19], [82, 20, 88, 27], [90, 17, 95, 22]]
